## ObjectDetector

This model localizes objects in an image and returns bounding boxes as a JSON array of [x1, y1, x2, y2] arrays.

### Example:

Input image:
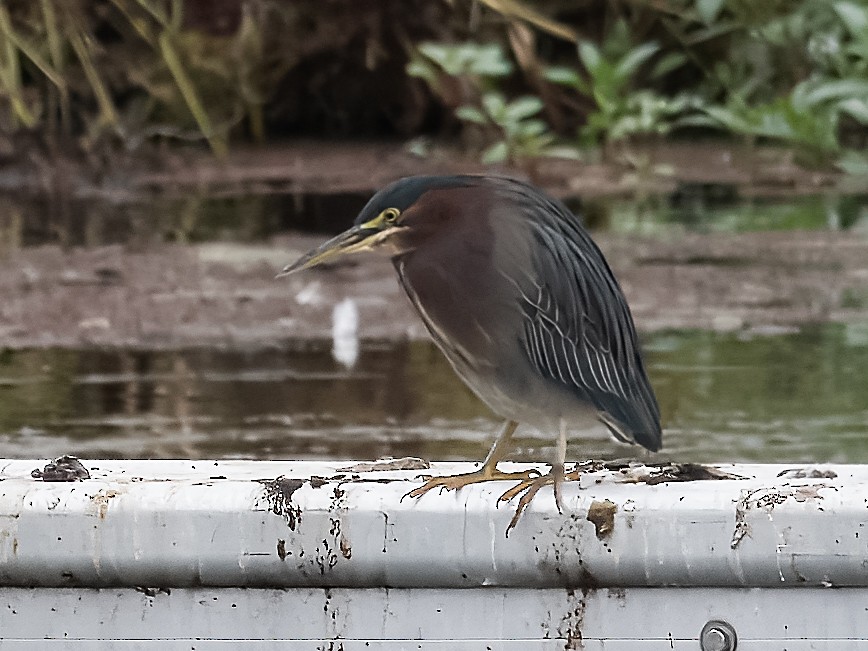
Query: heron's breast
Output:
[[396, 238, 517, 356]]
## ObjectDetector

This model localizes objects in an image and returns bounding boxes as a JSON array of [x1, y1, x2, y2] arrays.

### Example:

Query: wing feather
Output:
[[494, 180, 661, 451]]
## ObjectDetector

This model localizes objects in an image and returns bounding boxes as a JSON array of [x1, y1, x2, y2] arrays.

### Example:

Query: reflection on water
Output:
[[0, 192, 367, 249], [1, 185, 866, 250], [1, 323, 867, 463], [582, 192, 868, 235]]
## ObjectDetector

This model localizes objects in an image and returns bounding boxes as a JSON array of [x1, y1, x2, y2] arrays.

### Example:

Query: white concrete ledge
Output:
[[2, 459, 866, 589], [0, 586, 866, 649]]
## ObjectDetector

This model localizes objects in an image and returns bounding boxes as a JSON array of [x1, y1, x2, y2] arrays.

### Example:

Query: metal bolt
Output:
[[700, 620, 737, 651]]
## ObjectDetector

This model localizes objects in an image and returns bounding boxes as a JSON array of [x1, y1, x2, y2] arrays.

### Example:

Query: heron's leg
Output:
[[500, 420, 578, 534], [404, 420, 540, 498], [481, 419, 519, 472], [552, 418, 567, 512], [498, 420, 568, 504]]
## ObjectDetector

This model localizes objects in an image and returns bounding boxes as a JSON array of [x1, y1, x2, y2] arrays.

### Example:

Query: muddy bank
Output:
[[1, 229, 866, 350], [137, 140, 842, 199], [2, 139, 851, 205]]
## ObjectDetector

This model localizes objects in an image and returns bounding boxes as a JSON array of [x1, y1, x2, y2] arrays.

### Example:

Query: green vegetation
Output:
[[408, 0, 868, 171], [544, 19, 696, 148], [454, 93, 556, 164], [679, 0, 868, 166], [0, 0, 865, 173], [0, 0, 289, 156], [407, 42, 560, 163]]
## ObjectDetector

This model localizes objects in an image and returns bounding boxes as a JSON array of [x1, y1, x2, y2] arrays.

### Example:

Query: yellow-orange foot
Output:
[[404, 467, 542, 500], [499, 468, 582, 534]]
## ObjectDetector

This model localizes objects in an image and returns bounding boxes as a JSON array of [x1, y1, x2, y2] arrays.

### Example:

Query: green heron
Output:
[[281, 175, 661, 530]]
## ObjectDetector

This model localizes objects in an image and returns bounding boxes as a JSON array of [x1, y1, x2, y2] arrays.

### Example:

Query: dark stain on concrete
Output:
[[258, 477, 305, 531], [31, 455, 90, 482]]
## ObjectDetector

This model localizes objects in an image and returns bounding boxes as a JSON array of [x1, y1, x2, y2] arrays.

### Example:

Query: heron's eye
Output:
[[381, 208, 401, 224]]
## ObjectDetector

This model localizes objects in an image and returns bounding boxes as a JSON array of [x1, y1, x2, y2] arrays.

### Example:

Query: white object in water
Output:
[[294, 280, 323, 306], [332, 297, 359, 369]]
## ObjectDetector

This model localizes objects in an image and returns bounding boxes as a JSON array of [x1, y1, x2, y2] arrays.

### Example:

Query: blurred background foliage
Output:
[[0, 0, 866, 172]]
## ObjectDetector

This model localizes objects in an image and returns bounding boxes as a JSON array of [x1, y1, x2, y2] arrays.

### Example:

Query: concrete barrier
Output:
[[1, 457, 866, 648]]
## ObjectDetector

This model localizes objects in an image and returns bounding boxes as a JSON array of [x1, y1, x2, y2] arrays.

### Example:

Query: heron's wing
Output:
[[510, 192, 661, 451]]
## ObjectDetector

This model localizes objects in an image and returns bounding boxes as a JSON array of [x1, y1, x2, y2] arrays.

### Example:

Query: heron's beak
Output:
[[277, 225, 399, 277]]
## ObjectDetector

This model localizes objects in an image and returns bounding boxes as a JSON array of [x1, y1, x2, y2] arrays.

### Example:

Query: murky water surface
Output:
[[2, 185, 866, 248], [1, 323, 867, 463], [3, 185, 867, 463]]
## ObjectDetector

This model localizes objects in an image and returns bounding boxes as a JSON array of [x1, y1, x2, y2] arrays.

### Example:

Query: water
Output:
[[1, 185, 866, 249], [583, 191, 868, 235], [2, 184, 866, 464], [1, 323, 867, 464]]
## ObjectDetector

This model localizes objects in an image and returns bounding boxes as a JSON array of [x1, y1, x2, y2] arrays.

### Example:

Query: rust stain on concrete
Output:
[[586, 500, 617, 540]]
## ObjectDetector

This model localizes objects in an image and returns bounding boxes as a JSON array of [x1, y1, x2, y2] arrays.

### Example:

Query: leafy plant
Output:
[[674, 0, 868, 167], [407, 41, 513, 110], [455, 92, 556, 163], [545, 19, 694, 147], [691, 81, 868, 165], [408, 41, 563, 164], [408, 42, 514, 81]]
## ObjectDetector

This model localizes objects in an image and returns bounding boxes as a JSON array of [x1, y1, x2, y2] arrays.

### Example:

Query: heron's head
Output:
[[279, 175, 476, 276]]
